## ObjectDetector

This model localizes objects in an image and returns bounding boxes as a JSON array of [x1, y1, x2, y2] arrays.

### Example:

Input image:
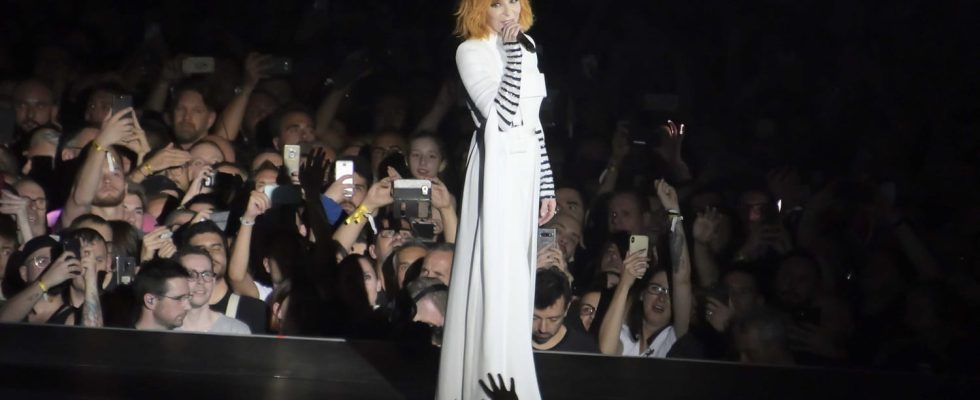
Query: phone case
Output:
[[283, 145, 301, 175], [629, 235, 649, 257], [335, 161, 354, 197]]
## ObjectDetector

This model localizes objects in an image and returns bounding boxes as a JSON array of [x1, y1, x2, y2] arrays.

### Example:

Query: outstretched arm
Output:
[[598, 250, 650, 355], [213, 53, 269, 142], [656, 179, 692, 337], [0, 253, 79, 323], [228, 191, 269, 299], [63, 109, 136, 227]]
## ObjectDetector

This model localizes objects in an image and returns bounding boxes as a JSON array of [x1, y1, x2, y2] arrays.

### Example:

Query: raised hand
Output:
[[158, 239, 178, 259], [243, 52, 272, 91], [123, 115, 152, 164], [430, 178, 454, 212], [243, 190, 271, 221], [96, 107, 136, 147], [145, 143, 193, 174], [692, 207, 720, 244], [538, 198, 556, 226], [0, 191, 29, 219], [622, 249, 652, 283], [160, 56, 186, 84], [299, 147, 330, 196], [705, 297, 733, 332], [654, 178, 680, 211], [323, 174, 353, 203], [536, 242, 567, 272], [140, 226, 173, 262], [656, 119, 685, 161], [500, 20, 521, 43], [182, 166, 214, 205], [39, 251, 83, 288], [361, 176, 396, 211], [478, 374, 518, 400]]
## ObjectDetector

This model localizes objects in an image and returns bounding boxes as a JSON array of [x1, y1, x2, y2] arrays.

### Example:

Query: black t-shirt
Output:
[[547, 326, 600, 354], [210, 290, 270, 334]]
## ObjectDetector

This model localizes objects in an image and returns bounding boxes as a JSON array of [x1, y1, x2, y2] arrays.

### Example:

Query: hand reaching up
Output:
[[479, 374, 519, 400], [300, 147, 330, 196], [654, 179, 680, 211]]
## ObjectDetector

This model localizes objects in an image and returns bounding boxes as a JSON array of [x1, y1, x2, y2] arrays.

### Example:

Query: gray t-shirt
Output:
[[209, 314, 252, 335]]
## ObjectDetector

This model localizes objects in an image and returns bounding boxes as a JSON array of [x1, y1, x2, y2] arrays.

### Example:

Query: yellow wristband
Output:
[[37, 280, 48, 293], [93, 142, 108, 153], [344, 204, 373, 225], [141, 163, 154, 174]]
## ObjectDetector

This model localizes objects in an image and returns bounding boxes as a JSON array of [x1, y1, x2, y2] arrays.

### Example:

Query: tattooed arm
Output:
[[655, 179, 692, 337], [82, 255, 103, 327]]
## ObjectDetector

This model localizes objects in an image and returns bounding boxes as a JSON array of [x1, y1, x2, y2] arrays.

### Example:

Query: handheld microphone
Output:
[[517, 32, 536, 54]]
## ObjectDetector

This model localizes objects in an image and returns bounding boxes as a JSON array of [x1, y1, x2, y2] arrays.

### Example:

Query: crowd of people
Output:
[[0, 0, 977, 379]]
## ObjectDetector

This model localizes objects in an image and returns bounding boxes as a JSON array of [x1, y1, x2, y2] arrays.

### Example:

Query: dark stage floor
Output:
[[0, 323, 975, 399]]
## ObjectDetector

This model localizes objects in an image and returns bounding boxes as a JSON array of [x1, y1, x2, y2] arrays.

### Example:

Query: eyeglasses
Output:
[[380, 230, 412, 239], [187, 271, 216, 282], [28, 256, 51, 269], [646, 284, 669, 297], [159, 293, 192, 303], [580, 304, 596, 316]]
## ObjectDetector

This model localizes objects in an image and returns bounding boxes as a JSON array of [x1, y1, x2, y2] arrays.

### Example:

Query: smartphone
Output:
[[115, 256, 137, 286], [61, 237, 82, 263], [266, 57, 293, 75], [393, 179, 432, 219], [0, 108, 16, 145], [106, 152, 117, 173], [283, 145, 301, 177], [111, 94, 133, 116], [263, 184, 278, 200], [211, 210, 230, 231], [335, 160, 354, 198], [629, 234, 649, 257], [182, 57, 216, 74], [538, 228, 557, 251], [263, 184, 303, 206]]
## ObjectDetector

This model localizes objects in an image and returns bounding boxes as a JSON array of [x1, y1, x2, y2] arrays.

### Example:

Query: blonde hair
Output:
[[454, 0, 535, 40]]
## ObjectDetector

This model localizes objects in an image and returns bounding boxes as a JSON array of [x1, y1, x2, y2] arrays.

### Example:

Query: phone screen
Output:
[[335, 161, 354, 198]]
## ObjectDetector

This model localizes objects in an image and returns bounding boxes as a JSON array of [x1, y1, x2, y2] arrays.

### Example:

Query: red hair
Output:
[[454, 0, 535, 40]]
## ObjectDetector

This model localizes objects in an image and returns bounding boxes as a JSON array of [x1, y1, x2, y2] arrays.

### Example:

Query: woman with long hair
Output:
[[439, 0, 556, 398]]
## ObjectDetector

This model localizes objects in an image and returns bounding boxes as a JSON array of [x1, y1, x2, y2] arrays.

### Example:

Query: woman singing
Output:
[[439, 0, 555, 399]]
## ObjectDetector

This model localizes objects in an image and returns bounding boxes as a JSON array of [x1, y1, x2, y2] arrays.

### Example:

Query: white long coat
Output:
[[437, 32, 547, 400]]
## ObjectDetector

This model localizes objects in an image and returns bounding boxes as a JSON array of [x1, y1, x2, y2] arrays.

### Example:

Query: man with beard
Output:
[[12, 79, 59, 139], [61, 109, 136, 227], [531, 267, 598, 353], [169, 79, 216, 150]]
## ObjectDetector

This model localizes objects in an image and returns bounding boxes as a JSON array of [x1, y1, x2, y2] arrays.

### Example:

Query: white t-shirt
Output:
[[619, 324, 677, 358]]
